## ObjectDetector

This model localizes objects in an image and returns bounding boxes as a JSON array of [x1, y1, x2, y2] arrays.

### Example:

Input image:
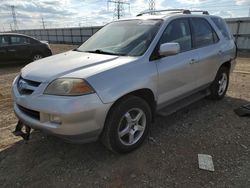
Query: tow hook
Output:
[[12, 120, 31, 141]]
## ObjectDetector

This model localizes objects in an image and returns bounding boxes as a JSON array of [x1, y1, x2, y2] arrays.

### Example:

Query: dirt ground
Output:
[[0, 45, 249, 187]]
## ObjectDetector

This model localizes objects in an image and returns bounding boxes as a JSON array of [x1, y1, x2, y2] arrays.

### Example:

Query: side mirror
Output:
[[159, 42, 180, 57]]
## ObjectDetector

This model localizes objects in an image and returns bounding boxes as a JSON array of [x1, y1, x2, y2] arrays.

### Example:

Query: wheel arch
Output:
[[104, 88, 157, 125], [221, 60, 231, 71], [100, 89, 155, 152]]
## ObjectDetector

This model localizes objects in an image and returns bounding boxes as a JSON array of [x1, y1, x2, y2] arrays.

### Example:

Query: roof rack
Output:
[[190, 10, 209, 15], [136, 9, 209, 16]]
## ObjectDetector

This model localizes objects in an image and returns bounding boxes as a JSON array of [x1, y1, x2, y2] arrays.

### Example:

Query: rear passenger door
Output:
[[190, 17, 221, 87], [154, 18, 200, 106], [8, 35, 32, 61]]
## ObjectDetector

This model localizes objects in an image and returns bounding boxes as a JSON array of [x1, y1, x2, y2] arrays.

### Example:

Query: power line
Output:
[[107, 0, 130, 20]]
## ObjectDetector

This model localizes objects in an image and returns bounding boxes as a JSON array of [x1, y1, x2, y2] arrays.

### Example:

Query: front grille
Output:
[[18, 105, 40, 120], [19, 88, 33, 95], [17, 77, 41, 95]]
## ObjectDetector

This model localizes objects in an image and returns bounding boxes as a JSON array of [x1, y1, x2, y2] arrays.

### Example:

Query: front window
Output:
[[77, 19, 163, 56], [0, 36, 9, 47], [159, 18, 192, 52]]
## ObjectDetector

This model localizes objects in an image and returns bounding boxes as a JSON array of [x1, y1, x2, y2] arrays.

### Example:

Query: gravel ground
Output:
[[0, 45, 249, 187]]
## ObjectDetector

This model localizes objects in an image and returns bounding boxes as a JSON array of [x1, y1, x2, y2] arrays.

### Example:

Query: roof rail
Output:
[[189, 10, 209, 15], [136, 9, 209, 16], [136, 9, 191, 16]]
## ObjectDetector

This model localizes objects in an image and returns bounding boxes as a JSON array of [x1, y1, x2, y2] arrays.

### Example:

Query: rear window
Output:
[[211, 17, 231, 40], [191, 18, 219, 48], [10, 36, 31, 45]]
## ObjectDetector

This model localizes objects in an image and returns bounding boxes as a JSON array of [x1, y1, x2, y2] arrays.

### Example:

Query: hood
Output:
[[21, 51, 135, 82]]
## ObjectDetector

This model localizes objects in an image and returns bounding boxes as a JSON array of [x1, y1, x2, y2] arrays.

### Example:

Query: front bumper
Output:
[[12, 77, 112, 143]]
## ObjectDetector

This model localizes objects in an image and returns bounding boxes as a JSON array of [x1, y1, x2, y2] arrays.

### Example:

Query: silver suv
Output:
[[12, 9, 236, 153]]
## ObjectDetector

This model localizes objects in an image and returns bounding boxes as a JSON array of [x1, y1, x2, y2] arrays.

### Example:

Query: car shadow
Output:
[[0, 62, 27, 76], [0, 96, 249, 187]]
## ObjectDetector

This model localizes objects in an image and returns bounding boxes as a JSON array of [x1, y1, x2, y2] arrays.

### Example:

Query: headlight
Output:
[[44, 78, 95, 96]]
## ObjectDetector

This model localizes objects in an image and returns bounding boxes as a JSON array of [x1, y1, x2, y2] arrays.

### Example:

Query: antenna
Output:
[[107, 0, 130, 20], [11, 5, 18, 30], [149, 0, 155, 14]]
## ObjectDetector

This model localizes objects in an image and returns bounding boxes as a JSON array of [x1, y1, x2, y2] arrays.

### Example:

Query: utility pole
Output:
[[149, 0, 155, 14], [107, 0, 130, 20], [41, 17, 46, 29], [248, 7, 250, 17], [11, 5, 18, 30]]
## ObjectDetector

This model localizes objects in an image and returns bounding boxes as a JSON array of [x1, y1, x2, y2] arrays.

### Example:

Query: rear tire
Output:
[[209, 66, 229, 100], [101, 96, 152, 153]]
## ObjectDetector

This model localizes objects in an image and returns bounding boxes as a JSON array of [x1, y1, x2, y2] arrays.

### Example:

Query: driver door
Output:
[[0, 35, 10, 63], [153, 18, 200, 106]]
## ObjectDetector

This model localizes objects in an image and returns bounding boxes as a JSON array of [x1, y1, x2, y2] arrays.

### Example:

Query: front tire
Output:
[[101, 96, 152, 153], [209, 66, 229, 100]]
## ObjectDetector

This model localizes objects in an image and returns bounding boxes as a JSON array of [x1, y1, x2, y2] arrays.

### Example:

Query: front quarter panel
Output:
[[87, 57, 158, 104]]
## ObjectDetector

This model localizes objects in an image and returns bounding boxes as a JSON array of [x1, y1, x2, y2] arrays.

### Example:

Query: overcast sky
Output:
[[0, 0, 249, 31]]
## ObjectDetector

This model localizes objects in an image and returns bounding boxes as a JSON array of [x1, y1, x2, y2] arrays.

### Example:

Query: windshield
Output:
[[77, 19, 162, 56]]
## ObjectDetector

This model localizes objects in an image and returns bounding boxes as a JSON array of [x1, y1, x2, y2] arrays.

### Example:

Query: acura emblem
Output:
[[18, 79, 28, 90]]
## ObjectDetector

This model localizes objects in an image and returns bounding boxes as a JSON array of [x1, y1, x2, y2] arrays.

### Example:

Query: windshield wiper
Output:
[[84, 49, 124, 56]]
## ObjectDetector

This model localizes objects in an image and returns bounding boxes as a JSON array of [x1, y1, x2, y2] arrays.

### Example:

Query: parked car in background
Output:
[[12, 9, 236, 153], [0, 33, 52, 64]]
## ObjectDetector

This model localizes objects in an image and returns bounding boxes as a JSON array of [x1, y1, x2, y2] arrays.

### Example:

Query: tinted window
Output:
[[0, 36, 9, 47], [191, 18, 218, 48], [211, 17, 231, 40], [160, 19, 192, 52], [10, 36, 31, 45]]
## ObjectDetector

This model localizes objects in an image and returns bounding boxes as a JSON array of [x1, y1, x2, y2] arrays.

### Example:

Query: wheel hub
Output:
[[118, 108, 146, 146]]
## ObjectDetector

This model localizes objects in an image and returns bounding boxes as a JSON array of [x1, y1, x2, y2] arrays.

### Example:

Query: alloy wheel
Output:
[[118, 108, 146, 146], [218, 72, 228, 96]]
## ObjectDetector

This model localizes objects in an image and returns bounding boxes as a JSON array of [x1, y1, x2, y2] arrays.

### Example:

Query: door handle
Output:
[[8, 49, 16, 52], [218, 50, 223, 55], [189, 59, 198, 64]]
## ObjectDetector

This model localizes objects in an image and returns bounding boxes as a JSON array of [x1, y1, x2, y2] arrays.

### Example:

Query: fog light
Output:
[[50, 115, 61, 124]]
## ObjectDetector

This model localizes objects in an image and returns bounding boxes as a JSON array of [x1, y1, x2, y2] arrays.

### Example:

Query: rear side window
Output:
[[211, 17, 231, 40], [160, 18, 192, 52], [10, 36, 31, 45], [0, 36, 9, 47], [191, 18, 219, 48]]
